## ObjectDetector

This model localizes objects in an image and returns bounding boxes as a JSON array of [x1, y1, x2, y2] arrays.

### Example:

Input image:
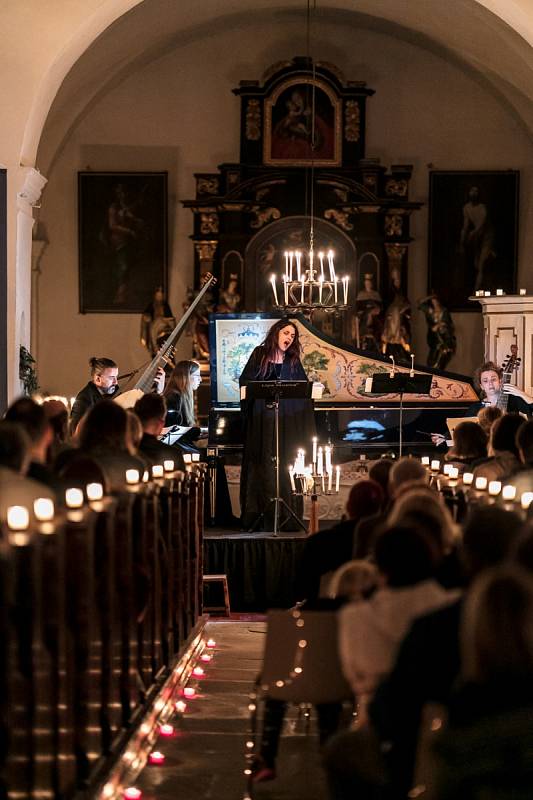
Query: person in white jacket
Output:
[[338, 524, 458, 711]]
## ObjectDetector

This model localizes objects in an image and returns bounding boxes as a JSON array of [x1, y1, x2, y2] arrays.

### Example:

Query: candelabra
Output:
[[270, 249, 350, 317], [288, 438, 341, 496]]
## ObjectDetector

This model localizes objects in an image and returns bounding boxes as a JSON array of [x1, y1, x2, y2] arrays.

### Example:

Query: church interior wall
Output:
[[35, 15, 533, 395]]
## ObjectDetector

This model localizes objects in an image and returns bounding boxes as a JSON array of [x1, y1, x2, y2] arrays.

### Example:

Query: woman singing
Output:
[[239, 319, 315, 531]]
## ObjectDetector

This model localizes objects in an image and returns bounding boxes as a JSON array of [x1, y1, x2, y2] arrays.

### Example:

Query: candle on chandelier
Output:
[[289, 250, 294, 281], [284, 251, 289, 278], [325, 445, 332, 473], [317, 447, 323, 476], [342, 276, 349, 305], [318, 251, 325, 280], [283, 275, 289, 305], [327, 468, 332, 492], [318, 276, 324, 304], [327, 250, 335, 281], [270, 274, 279, 306], [334, 277, 338, 303], [300, 276, 305, 303], [312, 436, 318, 466], [296, 251, 302, 281], [335, 465, 340, 492]]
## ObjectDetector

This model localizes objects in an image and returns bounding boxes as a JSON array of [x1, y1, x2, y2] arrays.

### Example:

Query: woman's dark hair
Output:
[[89, 356, 117, 377], [374, 525, 436, 587], [450, 421, 487, 460], [79, 400, 128, 451], [490, 412, 524, 457], [258, 319, 301, 377], [346, 479, 384, 522], [164, 360, 200, 425]]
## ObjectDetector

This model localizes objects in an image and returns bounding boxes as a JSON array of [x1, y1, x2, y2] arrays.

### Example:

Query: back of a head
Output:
[[462, 564, 533, 683], [490, 413, 523, 457], [388, 487, 456, 556], [374, 525, 436, 588], [346, 479, 384, 521], [389, 457, 427, 495], [5, 397, 48, 443], [368, 458, 394, 501], [134, 393, 166, 426], [517, 419, 533, 463], [477, 405, 502, 436], [42, 398, 69, 442], [79, 400, 128, 451], [462, 506, 524, 580], [452, 421, 487, 460], [0, 421, 31, 473], [328, 559, 378, 600]]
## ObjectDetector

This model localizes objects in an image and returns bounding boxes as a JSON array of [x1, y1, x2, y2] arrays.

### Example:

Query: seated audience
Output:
[[42, 397, 70, 463], [473, 412, 523, 482], [367, 458, 394, 506], [0, 421, 54, 516], [354, 457, 428, 559], [133, 393, 185, 470], [509, 418, 533, 493], [433, 565, 533, 798], [477, 404, 502, 437], [296, 479, 384, 602], [4, 396, 61, 493], [445, 420, 487, 469], [326, 560, 378, 601]]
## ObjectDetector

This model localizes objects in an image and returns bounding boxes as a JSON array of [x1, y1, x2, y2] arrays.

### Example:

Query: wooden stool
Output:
[[203, 574, 231, 617]]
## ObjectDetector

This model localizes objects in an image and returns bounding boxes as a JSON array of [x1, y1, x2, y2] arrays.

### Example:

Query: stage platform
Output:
[[204, 528, 314, 613]]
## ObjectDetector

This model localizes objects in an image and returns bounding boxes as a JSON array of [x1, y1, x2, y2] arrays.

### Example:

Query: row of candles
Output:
[[421, 456, 533, 509], [289, 438, 341, 494], [5, 458, 201, 534], [473, 289, 527, 297]]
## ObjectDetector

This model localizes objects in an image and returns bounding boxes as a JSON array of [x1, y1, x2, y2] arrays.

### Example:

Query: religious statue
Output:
[[217, 273, 242, 313], [355, 273, 383, 352], [382, 268, 411, 360], [418, 293, 456, 370], [140, 286, 176, 356]]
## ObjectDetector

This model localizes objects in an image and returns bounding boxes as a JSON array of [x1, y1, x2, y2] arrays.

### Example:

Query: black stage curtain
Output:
[[204, 534, 307, 612]]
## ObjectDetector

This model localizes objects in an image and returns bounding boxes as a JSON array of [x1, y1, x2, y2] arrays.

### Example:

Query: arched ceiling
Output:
[[29, 0, 533, 172]]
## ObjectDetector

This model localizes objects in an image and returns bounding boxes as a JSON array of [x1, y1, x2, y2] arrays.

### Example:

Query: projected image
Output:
[[343, 418, 387, 442]]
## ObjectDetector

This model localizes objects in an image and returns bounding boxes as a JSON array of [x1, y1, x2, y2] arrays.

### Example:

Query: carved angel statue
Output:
[[418, 293, 456, 370], [140, 286, 176, 357]]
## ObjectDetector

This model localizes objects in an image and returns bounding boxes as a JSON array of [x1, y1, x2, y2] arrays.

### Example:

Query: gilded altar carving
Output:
[[195, 241, 217, 261], [245, 99, 261, 141], [324, 208, 354, 231], [385, 178, 407, 197], [200, 212, 219, 234], [385, 243, 407, 269], [385, 213, 403, 237], [197, 176, 219, 196], [333, 188, 348, 203], [344, 100, 360, 142], [250, 206, 281, 229]]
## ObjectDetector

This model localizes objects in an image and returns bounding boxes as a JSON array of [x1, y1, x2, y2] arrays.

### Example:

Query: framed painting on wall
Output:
[[428, 170, 519, 311], [78, 171, 167, 313], [263, 77, 341, 167]]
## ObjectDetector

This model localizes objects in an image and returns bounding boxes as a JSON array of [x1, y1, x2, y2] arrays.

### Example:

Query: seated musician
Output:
[[133, 393, 185, 471], [432, 361, 533, 445], [163, 360, 204, 449], [70, 356, 165, 435]]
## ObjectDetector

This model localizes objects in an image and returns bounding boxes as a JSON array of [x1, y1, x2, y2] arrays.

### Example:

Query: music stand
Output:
[[367, 372, 433, 457], [246, 380, 312, 535]]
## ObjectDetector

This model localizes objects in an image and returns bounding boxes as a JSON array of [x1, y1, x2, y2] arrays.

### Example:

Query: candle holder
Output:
[[270, 250, 350, 320]]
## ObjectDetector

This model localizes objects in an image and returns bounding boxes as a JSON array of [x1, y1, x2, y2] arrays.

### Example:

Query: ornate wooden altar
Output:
[[183, 57, 422, 348]]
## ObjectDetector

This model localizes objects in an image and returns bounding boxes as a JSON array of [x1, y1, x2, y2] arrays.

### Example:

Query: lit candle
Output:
[[342, 276, 349, 305], [449, 467, 459, 481], [142, 470, 150, 482], [206, 638, 216, 648], [289, 251, 294, 281], [318, 251, 325, 280], [521, 492, 533, 510], [200, 653, 212, 662], [175, 700, 187, 713], [520, 288, 527, 296], [327, 468, 332, 492], [289, 468, 296, 492], [183, 687, 196, 698], [126, 469, 140, 484], [410, 354, 415, 378], [284, 250, 289, 277], [443, 464, 453, 476], [65, 488, 84, 508], [462, 472, 474, 485], [325, 445, 332, 473], [193, 666, 205, 677], [317, 446, 323, 475], [296, 251, 302, 281], [327, 250, 335, 281], [7, 505, 29, 530], [496, 289, 503, 296], [86, 482, 103, 501], [124, 789, 142, 800], [163, 460, 174, 473], [312, 436, 318, 466], [34, 497, 54, 521], [183, 454, 192, 464], [421, 456, 430, 466], [502, 485, 516, 501], [301, 276, 305, 303], [151, 465, 163, 478], [159, 723, 174, 737], [321, 473, 325, 493], [488, 480, 502, 496], [334, 277, 338, 303], [318, 276, 323, 304], [431, 459, 440, 471], [192, 453, 200, 462], [270, 274, 279, 306], [484, 291, 491, 297], [335, 465, 340, 492], [283, 275, 289, 305], [475, 476, 488, 491], [148, 751, 165, 765]]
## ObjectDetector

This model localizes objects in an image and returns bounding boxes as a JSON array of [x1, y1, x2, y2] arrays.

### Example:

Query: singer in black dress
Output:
[[239, 319, 315, 531]]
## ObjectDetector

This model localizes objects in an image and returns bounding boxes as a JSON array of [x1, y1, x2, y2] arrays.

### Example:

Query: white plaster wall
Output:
[[36, 16, 533, 395]]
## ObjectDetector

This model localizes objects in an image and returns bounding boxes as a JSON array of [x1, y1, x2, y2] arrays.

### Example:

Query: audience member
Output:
[[509, 418, 533, 493], [367, 458, 394, 505], [445, 420, 487, 468], [433, 565, 533, 798], [0, 421, 54, 516], [296, 479, 384, 602], [4, 397, 61, 492], [326, 560, 378, 601], [473, 412, 523, 482], [477, 404, 502, 437], [42, 397, 70, 464], [353, 457, 427, 558], [133, 393, 185, 470]]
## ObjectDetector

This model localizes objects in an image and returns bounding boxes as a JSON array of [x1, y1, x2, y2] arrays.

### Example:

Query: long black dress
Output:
[[239, 346, 315, 530]]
